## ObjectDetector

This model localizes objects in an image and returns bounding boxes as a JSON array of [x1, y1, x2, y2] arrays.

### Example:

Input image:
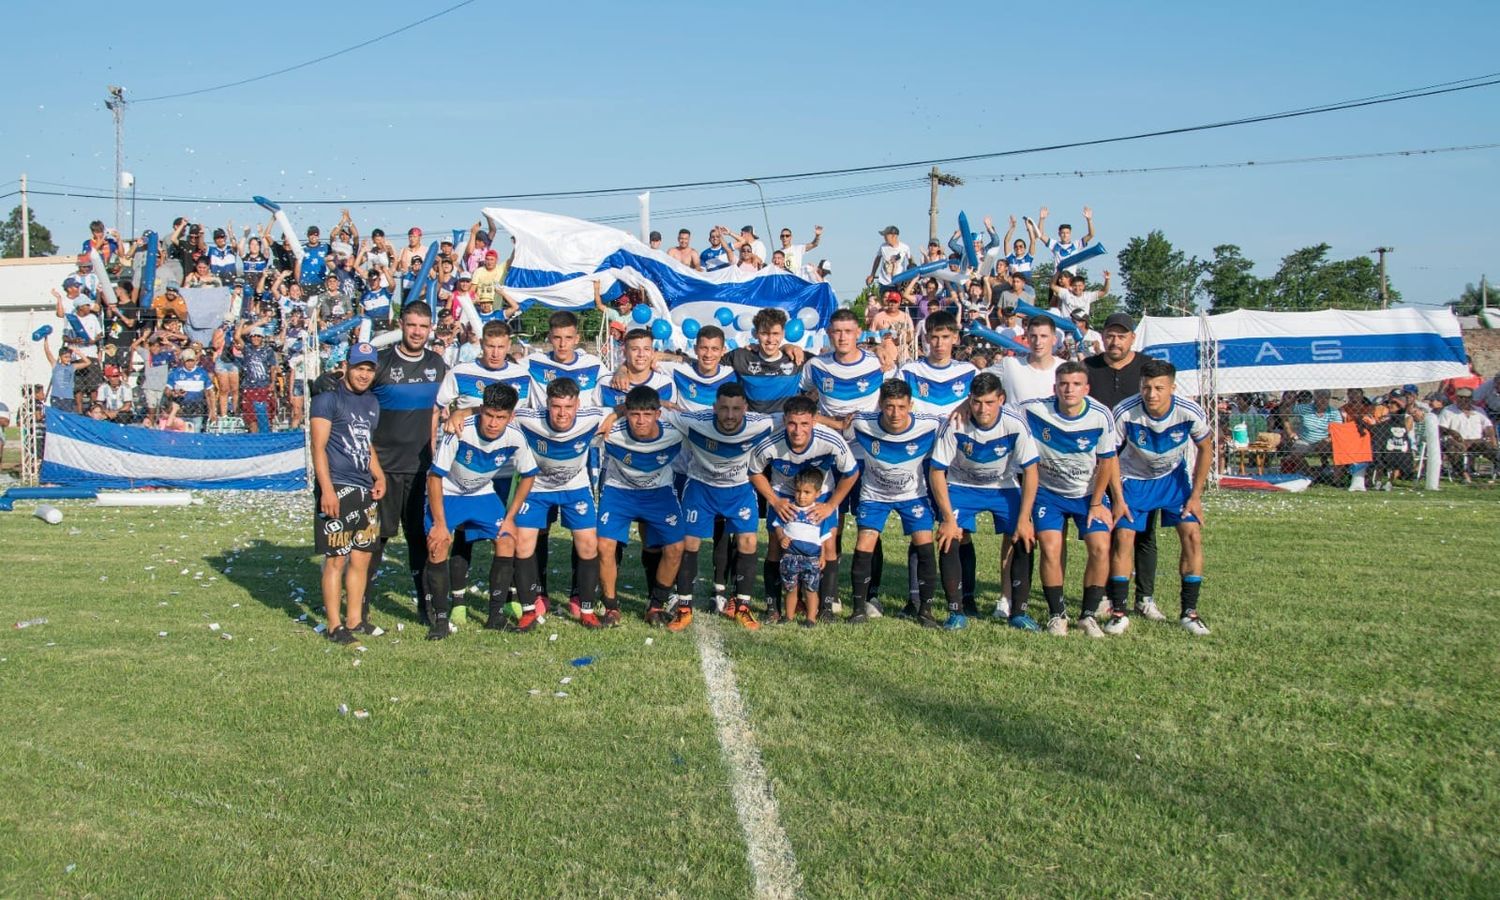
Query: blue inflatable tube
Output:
[[888, 259, 952, 287], [1057, 242, 1106, 272], [965, 324, 1031, 357], [1014, 300, 1083, 343], [3, 486, 99, 501], [139, 230, 159, 303], [317, 316, 365, 344], [402, 241, 440, 309], [252, 196, 281, 213], [957, 211, 979, 270]]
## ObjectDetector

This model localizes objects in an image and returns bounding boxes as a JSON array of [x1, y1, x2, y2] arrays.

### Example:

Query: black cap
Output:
[[212, 228, 226, 238], [649, 230, 662, 242], [1103, 312, 1135, 332]]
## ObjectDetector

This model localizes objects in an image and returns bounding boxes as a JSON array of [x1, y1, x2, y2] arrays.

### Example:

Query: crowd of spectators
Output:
[[23, 206, 1499, 485]]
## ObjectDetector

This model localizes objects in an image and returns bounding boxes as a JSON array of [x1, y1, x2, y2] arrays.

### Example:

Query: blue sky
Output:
[[2, 0, 1496, 306]]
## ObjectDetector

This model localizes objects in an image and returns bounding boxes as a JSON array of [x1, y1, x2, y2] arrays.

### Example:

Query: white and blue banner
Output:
[[41, 411, 305, 491], [1137, 308, 1469, 395], [482, 208, 839, 348]]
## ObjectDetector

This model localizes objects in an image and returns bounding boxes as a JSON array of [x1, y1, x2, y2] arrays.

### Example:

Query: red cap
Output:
[[484, 250, 498, 259], [408, 227, 422, 236], [104, 365, 122, 377]]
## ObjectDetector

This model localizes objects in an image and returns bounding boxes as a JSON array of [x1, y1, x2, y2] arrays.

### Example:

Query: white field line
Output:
[[692, 619, 803, 900]]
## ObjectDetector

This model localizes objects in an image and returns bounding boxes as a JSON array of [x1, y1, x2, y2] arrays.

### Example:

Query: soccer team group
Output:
[[309, 300, 1212, 645]]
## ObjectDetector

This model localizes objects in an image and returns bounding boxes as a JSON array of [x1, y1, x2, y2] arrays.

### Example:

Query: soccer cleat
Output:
[[567, 596, 581, 620], [1134, 598, 1167, 621], [896, 602, 917, 620], [763, 607, 784, 626], [1046, 615, 1069, 636], [817, 607, 835, 624], [579, 611, 604, 630], [507, 609, 540, 633], [1008, 613, 1042, 632], [1180, 612, 1212, 636], [601, 608, 622, 628], [426, 617, 450, 641], [799, 618, 816, 629], [326, 625, 359, 646], [992, 598, 1011, 621], [667, 608, 694, 632], [644, 606, 667, 628], [733, 605, 761, 631], [829, 599, 843, 615], [847, 609, 869, 625], [711, 592, 728, 614], [351, 620, 384, 637], [962, 600, 979, 617], [943, 612, 969, 631], [720, 598, 741, 620], [865, 599, 884, 619], [1078, 615, 1105, 638], [916, 605, 940, 629], [1103, 614, 1130, 636], [535, 596, 549, 619]]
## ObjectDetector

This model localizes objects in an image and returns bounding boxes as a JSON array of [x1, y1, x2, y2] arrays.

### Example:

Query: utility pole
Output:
[[1371, 246, 1393, 308], [105, 85, 127, 235], [928, 167, 964, 244], [20, 172, 28, 258]]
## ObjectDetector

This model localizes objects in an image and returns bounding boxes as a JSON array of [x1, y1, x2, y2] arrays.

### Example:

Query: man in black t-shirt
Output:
[[1082, 313, 1159, 618], [368, 301, 448, 623]]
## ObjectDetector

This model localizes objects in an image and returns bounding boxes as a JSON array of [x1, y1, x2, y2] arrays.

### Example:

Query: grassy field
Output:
[[1, 487, 1497, 897]]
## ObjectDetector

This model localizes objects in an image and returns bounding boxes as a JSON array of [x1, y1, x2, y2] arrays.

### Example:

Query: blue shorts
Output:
[[682, 480, 760, 538], [492, 474, 514, 501], [1117, 470, 1198, 531], [946, 485, 1022, 534], [1033, 487, 1111, 536], [779, 552, 821, 593], [597, 485, 685, 546], [516, 487, 597, 531], [767, 491, 830, 533], [855, 497, 935, 535], [425, 492, 506, 541]]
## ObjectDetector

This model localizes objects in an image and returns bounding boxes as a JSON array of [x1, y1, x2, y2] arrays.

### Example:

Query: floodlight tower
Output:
[[105, 86, 127, 234]]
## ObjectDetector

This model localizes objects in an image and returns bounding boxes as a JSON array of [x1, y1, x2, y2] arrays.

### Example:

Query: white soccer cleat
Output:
[[1102, 615, 1130, 636], [1046, 615, 1069, 636], [1135, 598, 1167, 621], [1078, 616, 1105, 638], [829, 599, 843, 615], [864, 601, 883, 619], [1180, 613, 1211, 636], [993, 598, 1011, 620]]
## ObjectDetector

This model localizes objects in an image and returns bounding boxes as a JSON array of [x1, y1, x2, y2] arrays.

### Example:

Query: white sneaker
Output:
[[712, 593, 728, 614], [1348, 473, 1367, 492], [829, 599, 843, 614], [993, 598, 1011, 620], [1180, 613, 1211, 636], [1078, 616, 1105, 638], [864, 601, 883, 619], [1135, 598, 1167, 621], [1102, 614, 1130, 635], [1046, 615, 1069, 636]]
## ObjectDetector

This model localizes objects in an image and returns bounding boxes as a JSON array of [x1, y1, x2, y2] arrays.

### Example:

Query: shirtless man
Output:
[[668, 229, 701, 270]]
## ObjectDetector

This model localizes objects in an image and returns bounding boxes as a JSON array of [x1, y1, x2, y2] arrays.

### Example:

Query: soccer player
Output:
[[369, 301, 448, 626], [1106, 359, 1213, 636], [671, 325, 738, 413], [435, 320, 531, 417], [597, 386, 689, 629], [527, 310, 603, 407], [421, 383, 539, 640], [310, 342, 386, 645], [511, 378, 607, 631], [600, 328, 675, 407], [929, 372, 1040, 630], [846, 380, 945, 626], [725, 308, 805, 421], [1023, 361, 1118, 637], [748, 395, 859, 621], [992, 315, 1063, 406], [672, 382, 774, 629]]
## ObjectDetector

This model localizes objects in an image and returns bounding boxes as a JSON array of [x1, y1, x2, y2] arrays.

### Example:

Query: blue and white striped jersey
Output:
[[898, 358, 978, 415], [701, 245, 731, 271], [602, 418, 684, 491], [431, 418, 538, 498], [669, 409, 775, 488], [513, 406, 607, 492], [436, 359, 532, 411], [848, 411, 944, 503], [781, 506, 830, 557], [207, 245, 239, 277], [930, 410, 1038, 490], [1021, 397, 1117, 498], [749, 424, 858, 497], [671, 361, 738, 413], [526, 351, 602, 408], [800, 350, 886, 418], [1112, 395, 1210, 481], [599, 368, 674, 409]]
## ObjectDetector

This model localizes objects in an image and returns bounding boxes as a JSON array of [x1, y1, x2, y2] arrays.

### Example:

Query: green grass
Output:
[[1, 488, 1497, 897]]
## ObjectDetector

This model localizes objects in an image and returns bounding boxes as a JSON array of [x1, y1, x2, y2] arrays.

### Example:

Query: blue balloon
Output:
[[651, 319, 673, 340], [726, 338, 738, 350], [31, 325, 53, 341], [682, 318, 701, 339], [631, 303, 653, 324], [715, 307, 736, 326], [784, 318, 805, 342]]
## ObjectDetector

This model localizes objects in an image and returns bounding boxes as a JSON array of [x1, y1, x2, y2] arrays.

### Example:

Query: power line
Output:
[[130, 1, 477, 103]]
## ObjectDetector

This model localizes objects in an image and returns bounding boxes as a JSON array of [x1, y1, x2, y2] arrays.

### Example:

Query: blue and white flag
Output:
[[1137, 308, 1469, 395], [41, 411, 305, 491], [483, 208, 838, 347]]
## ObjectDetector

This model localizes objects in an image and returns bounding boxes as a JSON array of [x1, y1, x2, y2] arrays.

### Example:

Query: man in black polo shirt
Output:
[[369, 300, 448, 625], [1083, 313, 1161, 620]]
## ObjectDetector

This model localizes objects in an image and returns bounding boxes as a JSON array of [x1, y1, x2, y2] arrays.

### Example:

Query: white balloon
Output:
[[797, 307, 819, 329], [736, 312, 756, 332]]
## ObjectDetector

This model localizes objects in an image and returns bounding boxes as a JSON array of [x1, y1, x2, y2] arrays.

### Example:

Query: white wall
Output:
[[0, 308, 57, 412]]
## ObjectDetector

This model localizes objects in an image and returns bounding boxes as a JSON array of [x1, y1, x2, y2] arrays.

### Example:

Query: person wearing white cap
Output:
[[164, 347, 213, 432]]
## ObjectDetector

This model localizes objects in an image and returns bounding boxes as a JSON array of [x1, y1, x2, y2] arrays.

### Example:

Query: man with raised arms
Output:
[[1106, 359, 1213, 636], [421, 383, 538, 639], [929, 372, 1040, 631], [1022, 361, 1118, 637]]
